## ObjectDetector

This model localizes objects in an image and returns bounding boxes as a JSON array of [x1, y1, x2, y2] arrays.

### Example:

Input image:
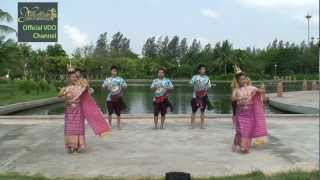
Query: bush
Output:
[[52, 80, 65, 92], [17, 80, 38, 94], [295, 74, 318, 80], [38, 80, 50, 92], [0, 79, 9, 84], [209, 74, 235, 80]]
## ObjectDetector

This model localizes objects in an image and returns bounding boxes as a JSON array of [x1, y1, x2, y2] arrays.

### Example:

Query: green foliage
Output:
[[0, 79, 9, 84], [0, 9, 16, 34], [0, 81, 57, 106], [46, 44, 67, 57], [51, 80, 65, 92], [294, 74, 318, 80], [17, 80, 38, 94], [0, 29, 318, 81], [38, 80, 50, 92], [15, 80, 55, 94]]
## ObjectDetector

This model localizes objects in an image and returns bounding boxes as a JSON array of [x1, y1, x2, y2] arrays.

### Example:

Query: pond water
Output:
[[12, 81, 303, 115]]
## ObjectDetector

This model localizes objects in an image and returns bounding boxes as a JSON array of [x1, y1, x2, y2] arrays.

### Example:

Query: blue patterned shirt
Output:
[[102, 76, 127, 101], [150, 78, 174, 101], [190, 75, 211, 98]]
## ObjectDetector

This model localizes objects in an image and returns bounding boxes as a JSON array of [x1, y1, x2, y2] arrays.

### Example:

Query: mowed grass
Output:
[[0, 83, 57, 106], [0, 170, 319, 180]]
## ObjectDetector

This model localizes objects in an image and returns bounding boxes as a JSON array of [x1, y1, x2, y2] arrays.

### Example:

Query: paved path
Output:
[[268, 91, 319, 114], [0, 115, 318, 178]]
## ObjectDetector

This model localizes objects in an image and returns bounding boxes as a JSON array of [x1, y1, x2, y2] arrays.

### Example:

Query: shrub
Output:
[[0, 79, 9, 84], [38, 80, 50, 92], [17, 80, 38, 94], [52, 80, 65, 92], [295, 74, 318, 80]]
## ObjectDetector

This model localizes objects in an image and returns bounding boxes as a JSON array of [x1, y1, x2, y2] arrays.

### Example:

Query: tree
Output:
[[0, 9, 15, 35], [167, 35, 179, 63], [213, 40, 236, 75], [72, 44, 94, 58], [93, 32, 109, 59], [177, 37, 188, 65], [110, 32, 123, 51], [0, 36, 17, 76], [158, 36, 169, 57], [119, 37, 130, 55], [178, 38, 188, 57], [189, 39, 201, 54], [142, 36, 157, 58], [46, 43, 67, 57], [186, 39, 201, 65], [110, 32, 135, 57]]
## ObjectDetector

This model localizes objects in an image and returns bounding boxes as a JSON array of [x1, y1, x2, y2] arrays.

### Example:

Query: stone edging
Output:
[[0, 113, 318, 120], [267, 91, 319, 114], [0, 97, 63, 115], [268, 99, 318, 114]]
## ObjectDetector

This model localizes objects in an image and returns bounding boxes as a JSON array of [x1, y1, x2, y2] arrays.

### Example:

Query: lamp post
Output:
[[274, 64, 277, 76], [40, 67, 46, 80], [305, 14, 312, 43], [24, 63, 27, 80], [68, 59, 72, 68], [310, 37, 315, 45], [5, 69, 10, 79], [100, 65, 103, 79]]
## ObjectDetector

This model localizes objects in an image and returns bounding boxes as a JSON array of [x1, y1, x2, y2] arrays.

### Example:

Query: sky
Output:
[[1, 0, 319, 56]]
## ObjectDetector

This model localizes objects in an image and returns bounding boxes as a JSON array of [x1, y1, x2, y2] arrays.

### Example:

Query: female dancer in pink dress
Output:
[[59, 69, 111, 153], [231, 65, 267, 154]]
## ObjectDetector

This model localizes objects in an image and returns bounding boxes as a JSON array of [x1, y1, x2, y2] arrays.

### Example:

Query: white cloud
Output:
[[200, 8, 220, 20], [63, 25, 89, 47], [237, 0, 315, 9]]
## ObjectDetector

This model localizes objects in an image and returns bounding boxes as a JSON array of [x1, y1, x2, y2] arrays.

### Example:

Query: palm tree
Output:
[[0, 9, 16, 35]]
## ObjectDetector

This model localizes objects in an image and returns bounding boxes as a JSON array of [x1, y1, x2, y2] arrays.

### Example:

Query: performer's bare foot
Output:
[[232, 145, 239, 152], [100, 131, 110, 138], [240, 148, 249, 154], [153, 126, 158, 130], [75, 148, 83, 153], [160, 116, 165, 130], [67, 147, 75, 154]]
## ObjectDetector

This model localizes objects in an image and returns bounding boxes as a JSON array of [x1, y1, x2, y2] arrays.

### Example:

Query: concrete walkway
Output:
[[268, 91, 319, 114], [0, 115, 318, 178]]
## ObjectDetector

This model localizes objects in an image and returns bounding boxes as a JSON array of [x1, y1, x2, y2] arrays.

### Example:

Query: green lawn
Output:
[[0, 170, 319, 180], [0, 83, 57, 106]]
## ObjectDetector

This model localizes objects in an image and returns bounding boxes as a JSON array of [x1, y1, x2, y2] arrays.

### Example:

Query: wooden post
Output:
[[277, 80, 283, 97], [312, 80, 317, 91], [303, 79, 308, 91], [260, 83, 267, 102]]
